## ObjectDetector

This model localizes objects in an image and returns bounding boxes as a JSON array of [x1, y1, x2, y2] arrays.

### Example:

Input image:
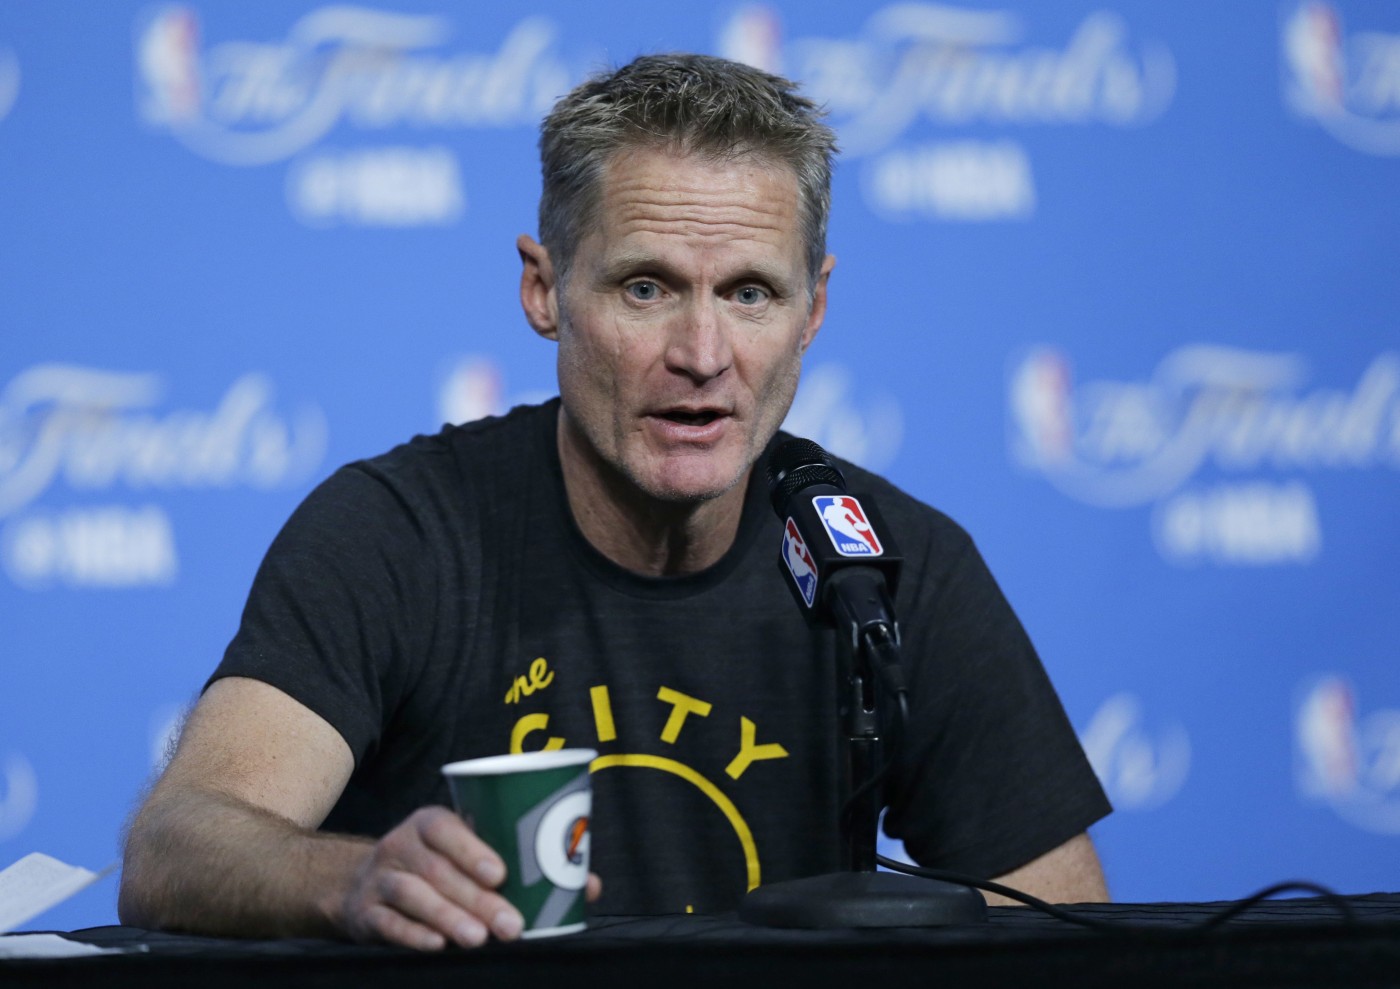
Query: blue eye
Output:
[[627, 281, 659, 301], [735, 286, 769, 305]]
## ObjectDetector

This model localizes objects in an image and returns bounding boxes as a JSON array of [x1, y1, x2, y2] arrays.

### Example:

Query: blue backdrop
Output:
[[2, 1, 1398, 930]]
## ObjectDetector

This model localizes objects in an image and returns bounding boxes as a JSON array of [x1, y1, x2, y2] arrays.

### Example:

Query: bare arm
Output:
[[983, 832, 1109, 906], [119, 677, 535, 949]]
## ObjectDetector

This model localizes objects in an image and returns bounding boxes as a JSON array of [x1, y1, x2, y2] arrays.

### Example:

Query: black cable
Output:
[[844, 627, 1359, 937], [857, 629, 1359, 937], [876, 856, 1360, 936], [1186, 880, 1359, 932]]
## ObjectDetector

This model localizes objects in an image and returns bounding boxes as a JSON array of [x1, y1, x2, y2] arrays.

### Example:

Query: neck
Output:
[[555, 411, 748, 577]]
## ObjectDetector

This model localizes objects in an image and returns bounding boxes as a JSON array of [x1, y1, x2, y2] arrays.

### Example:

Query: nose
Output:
[[664, 298, 734, 384]]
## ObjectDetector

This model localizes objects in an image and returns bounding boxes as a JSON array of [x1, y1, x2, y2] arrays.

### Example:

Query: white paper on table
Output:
[[0, 852, 114, 935], [0, 932, 134, 958]]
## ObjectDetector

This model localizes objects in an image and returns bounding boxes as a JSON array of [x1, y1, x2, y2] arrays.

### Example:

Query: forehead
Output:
[[587, 147, 804, 262]]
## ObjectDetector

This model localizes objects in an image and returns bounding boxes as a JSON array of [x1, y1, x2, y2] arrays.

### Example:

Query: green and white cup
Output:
[[442, 748, 597, 939]]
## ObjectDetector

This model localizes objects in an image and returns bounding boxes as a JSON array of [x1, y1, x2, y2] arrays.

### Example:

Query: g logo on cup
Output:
[[534, 791, 590, 890], [515, 774, 591, 934]]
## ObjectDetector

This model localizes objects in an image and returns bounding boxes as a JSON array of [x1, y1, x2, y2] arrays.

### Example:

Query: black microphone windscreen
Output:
[[767, 438, 847, 516]]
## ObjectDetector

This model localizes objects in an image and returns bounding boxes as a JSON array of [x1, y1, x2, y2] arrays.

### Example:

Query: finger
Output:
[[413, 807, 508, 889], [408, 845, 524, 941], [359, 902, 448, 952], [586, 872, 603, 903], [375, 868, 491, 949], [377, 810, 524, 941]]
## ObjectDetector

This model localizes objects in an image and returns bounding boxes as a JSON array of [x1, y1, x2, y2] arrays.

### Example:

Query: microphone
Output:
[[742, 440, 989, 930], [766, 438, 903, 649]]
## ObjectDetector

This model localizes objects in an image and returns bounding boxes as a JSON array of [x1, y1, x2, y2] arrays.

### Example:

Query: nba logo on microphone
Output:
[[782, 518, 819, 608], [813, 495, 883, 557]]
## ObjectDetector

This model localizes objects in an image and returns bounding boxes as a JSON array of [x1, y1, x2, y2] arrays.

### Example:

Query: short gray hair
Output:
[[537, 53, 837, 290]]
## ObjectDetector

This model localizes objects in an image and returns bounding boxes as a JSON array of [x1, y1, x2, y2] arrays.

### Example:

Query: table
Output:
[[4, 893, 1399, 988]]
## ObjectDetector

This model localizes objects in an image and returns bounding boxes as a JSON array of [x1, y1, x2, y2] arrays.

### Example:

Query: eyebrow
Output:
[[595, 250, 797, 295]]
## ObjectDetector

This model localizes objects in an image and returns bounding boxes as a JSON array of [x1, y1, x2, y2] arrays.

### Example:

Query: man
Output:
[[119, 53, 1110, 951]]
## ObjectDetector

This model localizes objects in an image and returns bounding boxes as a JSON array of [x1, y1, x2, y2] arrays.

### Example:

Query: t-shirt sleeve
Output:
[[209, 464, 434, 767], [882, 520, 1111, 879]]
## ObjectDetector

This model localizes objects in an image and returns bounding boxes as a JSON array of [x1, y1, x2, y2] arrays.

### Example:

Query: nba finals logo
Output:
[[1007, 344, 1400, 566], [718, 5, 1175, 221], [132, 5, 573, 166], [813, 495, 883, 557]]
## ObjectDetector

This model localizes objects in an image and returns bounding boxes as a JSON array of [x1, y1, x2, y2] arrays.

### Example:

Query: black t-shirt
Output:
[[213, 400, 1109, 914]]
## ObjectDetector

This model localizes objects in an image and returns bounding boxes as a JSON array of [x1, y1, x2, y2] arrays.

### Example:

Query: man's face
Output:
[[545, 147, 833, 505]]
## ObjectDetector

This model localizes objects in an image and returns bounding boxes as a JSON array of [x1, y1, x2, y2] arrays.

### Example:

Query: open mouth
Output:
[[659, 410, 722, 427]]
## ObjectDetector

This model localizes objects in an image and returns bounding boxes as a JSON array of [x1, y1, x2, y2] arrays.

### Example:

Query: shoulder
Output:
[[352, 400, 555, 486], [269, 401, 556, 554], [332, 401, 556, 512]]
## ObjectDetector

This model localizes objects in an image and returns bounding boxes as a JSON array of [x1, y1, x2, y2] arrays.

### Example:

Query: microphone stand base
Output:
[[738, 870, 987, 929]]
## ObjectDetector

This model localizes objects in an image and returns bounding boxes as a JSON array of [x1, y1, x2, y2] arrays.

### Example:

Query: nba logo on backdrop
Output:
[[781, 519, 819, 608], [1008, 348, 1075, 469], [718, 5, 782, 74], [135, 7, 202, 126], [0, 46, 19, 125], [1282, 2, 1400, 155], [813, 496, 883, 557], [1284, 2, 1344, 108], [1296, 676, 1400, 834]]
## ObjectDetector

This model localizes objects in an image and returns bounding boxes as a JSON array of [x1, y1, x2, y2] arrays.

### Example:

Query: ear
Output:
[[799, 254, 836, 353], [517, 234, 560, 341]]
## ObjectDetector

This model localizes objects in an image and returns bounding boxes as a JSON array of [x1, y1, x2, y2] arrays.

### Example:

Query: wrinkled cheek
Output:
[[557, 336, 614, 403], [557, 337, 638, 461], [764, 358, 804, 421]]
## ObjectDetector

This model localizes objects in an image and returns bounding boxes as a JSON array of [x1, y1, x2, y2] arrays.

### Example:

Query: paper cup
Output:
[[442, 748, 597, 939]]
